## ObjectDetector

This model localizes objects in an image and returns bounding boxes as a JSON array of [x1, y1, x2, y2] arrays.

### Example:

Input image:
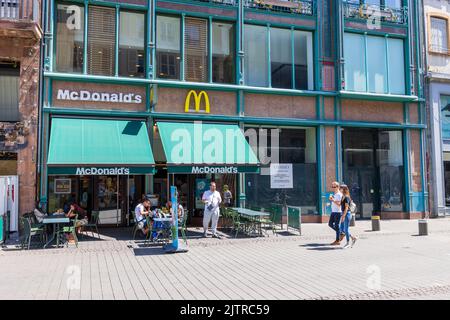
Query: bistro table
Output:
[[43, 214, 70, 248], [231, 207, 270, 237], [144, 216, 173, 244]]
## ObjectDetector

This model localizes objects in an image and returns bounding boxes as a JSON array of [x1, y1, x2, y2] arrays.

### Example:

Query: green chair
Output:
[[230, 210, 247, 238], [259, 209, 278, 236], [131, 210, 145, 240], [83, 211, 100, 239], [179, 209, 189, 244], [58, 215, 78, 248], [20, 216, 45, 250]]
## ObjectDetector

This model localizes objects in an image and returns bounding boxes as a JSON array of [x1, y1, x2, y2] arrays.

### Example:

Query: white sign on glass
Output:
[[270, 163, 293, 189]]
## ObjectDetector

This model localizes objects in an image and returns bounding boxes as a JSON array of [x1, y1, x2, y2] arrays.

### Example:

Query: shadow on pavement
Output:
[[133, 246, 167, 256], [299, 243, 342, 251]]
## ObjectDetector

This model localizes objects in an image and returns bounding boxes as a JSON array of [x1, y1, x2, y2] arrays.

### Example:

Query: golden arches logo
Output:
[[185, 90, 210, 113]]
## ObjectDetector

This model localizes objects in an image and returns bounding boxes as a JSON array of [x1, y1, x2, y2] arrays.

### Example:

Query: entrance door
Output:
[[342, 129, 380, 219]]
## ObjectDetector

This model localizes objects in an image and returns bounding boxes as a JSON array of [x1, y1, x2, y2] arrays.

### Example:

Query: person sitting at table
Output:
[[166, 200, 184, 221], [66, 202, 88, 233], [135, 198, 151, 236]]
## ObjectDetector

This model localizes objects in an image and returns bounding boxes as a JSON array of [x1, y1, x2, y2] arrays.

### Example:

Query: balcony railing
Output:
[[0, 0, 39, 21], [190, 0, 314, 15], [343, 1, 407, 25], [245, 0, 313, 15]]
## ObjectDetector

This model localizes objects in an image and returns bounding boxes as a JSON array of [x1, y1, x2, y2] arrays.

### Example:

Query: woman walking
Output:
[[339, 184, 357, 249]]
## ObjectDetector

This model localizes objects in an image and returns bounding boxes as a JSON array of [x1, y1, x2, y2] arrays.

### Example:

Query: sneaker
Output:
[[330, 240, 340, 245], [343, 242, 351, 249], [351, 236, 358, 247], [202, 233, 208, 238]]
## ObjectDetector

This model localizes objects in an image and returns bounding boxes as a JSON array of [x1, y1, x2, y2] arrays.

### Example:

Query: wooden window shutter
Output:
[[88, 6, 116, 76], [185, 17, 208, 82]]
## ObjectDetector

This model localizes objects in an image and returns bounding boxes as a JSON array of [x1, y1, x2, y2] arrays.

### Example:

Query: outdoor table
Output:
[[231, 208, 270, 237], [43, 214, 70, 248]]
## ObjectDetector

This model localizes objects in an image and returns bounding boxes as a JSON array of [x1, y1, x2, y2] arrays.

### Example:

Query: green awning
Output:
[[47, 118, 155, 175], [156, 122, 259, 174]]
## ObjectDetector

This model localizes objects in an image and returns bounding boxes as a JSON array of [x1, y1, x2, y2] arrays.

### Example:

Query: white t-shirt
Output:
[[135, 203, 147, 223], [202, 190, 222, 213], [331, 192, 343, 213]]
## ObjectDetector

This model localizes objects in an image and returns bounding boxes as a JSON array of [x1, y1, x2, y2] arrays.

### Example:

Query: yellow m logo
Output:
[[185, 90, 210, 113]]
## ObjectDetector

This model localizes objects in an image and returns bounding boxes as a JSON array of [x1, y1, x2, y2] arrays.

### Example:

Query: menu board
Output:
[[270, 164, 293, 189], [54, 179, 71, 194]]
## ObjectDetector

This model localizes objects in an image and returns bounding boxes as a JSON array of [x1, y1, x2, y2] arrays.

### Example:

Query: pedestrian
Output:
[[202, 181, 222, 238], [223, 184, 233, 208], [339, 184, 358, 249], [328, 181, 344, 245]]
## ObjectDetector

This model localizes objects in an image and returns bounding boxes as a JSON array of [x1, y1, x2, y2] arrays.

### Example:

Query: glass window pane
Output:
[[431, 17, 448, 53], [185, 17, 208, 82], [367, 35, 387, 93], [156, 15, 181, 80], [344, 33, 366, 92], [270, 28, 292, 89], [245, 127, 318, 215], [441, 95, 450, 142], [55, 3, 84, 73], [0, 65, 19, 122], [119, 11, 145, 78], [87, 6, 116, 76], [388, 38, 405, 94], [294, 30, 313, 90], [378, 131, 404, 212], [212, 22, 235, 84], [244, 24, 268, 87], [384, 0, 402, 9]]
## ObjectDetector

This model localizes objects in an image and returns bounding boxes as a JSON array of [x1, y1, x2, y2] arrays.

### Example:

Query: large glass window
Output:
[[245, 127, 318, 215], [344, 32, 405, 94], [185, 17, 208, 82], [156, 15, 181, 80], [55, 3, 84, 73], [245, 25, 313, 89], [212, 22, 235, 84], [87, 6, 116, 76], [119, 11, 145, 78], [270, 28, 292, 89], [244, 24, 268, 87]]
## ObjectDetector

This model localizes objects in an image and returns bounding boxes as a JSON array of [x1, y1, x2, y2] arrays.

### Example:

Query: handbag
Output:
[[349, 200, 357, 214]]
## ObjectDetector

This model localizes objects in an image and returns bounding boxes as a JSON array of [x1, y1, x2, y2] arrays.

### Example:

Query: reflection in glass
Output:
[[294, 30, 313, 90], [156, 15, 181, 80], [244, 24, 268, 87], [55, 4, 84, 73], [212, 22, 235, 84], [270, 28, 292, 89], [119, 11, 145, 78]]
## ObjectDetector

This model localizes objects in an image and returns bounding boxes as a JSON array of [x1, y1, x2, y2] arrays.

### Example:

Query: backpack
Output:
[[349, 200, 357, 214]]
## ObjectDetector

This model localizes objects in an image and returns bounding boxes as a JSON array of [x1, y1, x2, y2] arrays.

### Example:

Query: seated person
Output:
[[66, 203, 88, 233], [33, 204, 48, 224], [135, 198, 151, 236]]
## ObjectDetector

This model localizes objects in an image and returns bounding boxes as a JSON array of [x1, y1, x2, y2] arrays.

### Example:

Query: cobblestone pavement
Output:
[[1, 218, 450, 300]]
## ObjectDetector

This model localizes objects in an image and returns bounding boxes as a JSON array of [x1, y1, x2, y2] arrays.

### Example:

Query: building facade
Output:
[[38, 0, 427, 225], [423, 0, 450, 217], [0, 0, 42, 216]]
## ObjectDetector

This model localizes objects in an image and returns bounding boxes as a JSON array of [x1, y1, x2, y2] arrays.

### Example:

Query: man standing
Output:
[[202, 182, 222, 238], [328, 181, 343, 245]]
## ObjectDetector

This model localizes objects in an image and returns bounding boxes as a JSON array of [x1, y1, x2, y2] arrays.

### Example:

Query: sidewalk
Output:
[[1, 217, 450, 300]]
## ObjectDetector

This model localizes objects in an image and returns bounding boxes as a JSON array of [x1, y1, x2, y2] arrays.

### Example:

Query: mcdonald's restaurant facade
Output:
[[38, 0, 429, 226]]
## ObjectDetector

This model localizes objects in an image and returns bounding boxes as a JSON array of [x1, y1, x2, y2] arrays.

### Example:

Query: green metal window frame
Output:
[[53, 0, 148, 79], [245, 22, 315, 90], [343, 31, 406, 95]]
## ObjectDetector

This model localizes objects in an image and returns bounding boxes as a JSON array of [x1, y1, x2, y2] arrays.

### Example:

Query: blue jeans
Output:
[[339, 212, 352, 242], [329, 212, 341, 241]]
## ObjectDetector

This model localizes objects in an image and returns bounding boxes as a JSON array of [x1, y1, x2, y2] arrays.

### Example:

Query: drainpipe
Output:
[[36, 0, 46, 208]]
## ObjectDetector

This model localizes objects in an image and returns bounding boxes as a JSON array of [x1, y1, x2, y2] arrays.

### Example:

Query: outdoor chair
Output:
[[259, 209, 278, 236], [57, 214, 78, 248], [131, 210, 146, 240], [20, 216, 45, 250], [230, 209, 247, 238], [82, 211, 100, 239], [179, 209, 188, 244]]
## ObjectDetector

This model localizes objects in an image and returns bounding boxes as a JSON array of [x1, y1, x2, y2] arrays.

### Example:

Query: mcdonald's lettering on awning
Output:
[[185, 90, 210, 113]]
